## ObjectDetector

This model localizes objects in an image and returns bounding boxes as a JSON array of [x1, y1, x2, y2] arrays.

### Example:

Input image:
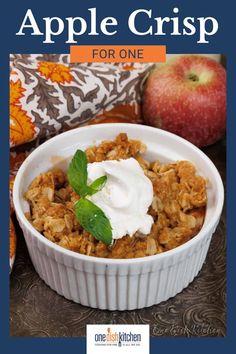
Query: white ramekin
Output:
[[13, 124, 224, 310]]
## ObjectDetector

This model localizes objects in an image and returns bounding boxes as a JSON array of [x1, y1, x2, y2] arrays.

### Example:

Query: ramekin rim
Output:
[[12, 123, 224, 265]]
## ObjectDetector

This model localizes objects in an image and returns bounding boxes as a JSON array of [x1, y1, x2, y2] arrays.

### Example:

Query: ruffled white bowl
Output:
[[13, 124, 224, 310]]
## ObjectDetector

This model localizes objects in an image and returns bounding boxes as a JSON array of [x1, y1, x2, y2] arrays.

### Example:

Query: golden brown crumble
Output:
[[24, 133, 207, 259]]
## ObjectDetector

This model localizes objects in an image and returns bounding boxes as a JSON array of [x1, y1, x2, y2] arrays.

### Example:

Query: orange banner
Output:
[[70, 45, 166, 63]]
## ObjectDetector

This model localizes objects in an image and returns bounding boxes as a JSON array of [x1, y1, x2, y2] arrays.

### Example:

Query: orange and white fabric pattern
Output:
[[10, 56, 153, 147]]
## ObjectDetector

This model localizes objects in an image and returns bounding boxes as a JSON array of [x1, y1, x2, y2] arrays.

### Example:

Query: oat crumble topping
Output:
[[24, 133, 207, 259]]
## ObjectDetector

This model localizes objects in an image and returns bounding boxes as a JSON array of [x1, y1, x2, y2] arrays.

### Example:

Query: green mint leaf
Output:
[[67, 150, 88, 197], [75, 198, 112, 245], [88, 176, 108, 196], [68, 150, 111, 243]]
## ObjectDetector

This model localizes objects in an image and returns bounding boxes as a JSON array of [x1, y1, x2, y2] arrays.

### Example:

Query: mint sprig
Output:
[[67, 150, 112, 245], [75, 198, 112, 244], [89, 175, 107, 195], [67, 150, 88, 197], [68, 150, 107, 198]]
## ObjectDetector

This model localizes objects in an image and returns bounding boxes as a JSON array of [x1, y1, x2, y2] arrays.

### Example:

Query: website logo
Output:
[[87, 324, 149, 354]]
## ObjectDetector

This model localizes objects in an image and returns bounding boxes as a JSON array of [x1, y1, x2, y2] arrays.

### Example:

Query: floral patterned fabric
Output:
[[10, 56, 153, 147], [9, 54, 154, 267]]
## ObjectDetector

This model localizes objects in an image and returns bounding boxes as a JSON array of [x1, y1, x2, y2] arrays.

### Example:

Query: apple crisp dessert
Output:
[[25, 133, 207, 258]]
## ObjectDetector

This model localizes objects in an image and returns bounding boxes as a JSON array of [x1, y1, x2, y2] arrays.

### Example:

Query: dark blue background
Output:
[[1, 0, 235, 353]]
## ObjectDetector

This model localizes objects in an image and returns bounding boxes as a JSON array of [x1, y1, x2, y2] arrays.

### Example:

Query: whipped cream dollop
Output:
[[87, 158, 154, 240]]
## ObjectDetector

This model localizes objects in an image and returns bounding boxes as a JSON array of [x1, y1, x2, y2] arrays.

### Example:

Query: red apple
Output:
[[142, 55, 226, 147]]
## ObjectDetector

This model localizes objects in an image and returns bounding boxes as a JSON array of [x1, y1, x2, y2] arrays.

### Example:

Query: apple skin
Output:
[[142, 56, 226, 147]]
